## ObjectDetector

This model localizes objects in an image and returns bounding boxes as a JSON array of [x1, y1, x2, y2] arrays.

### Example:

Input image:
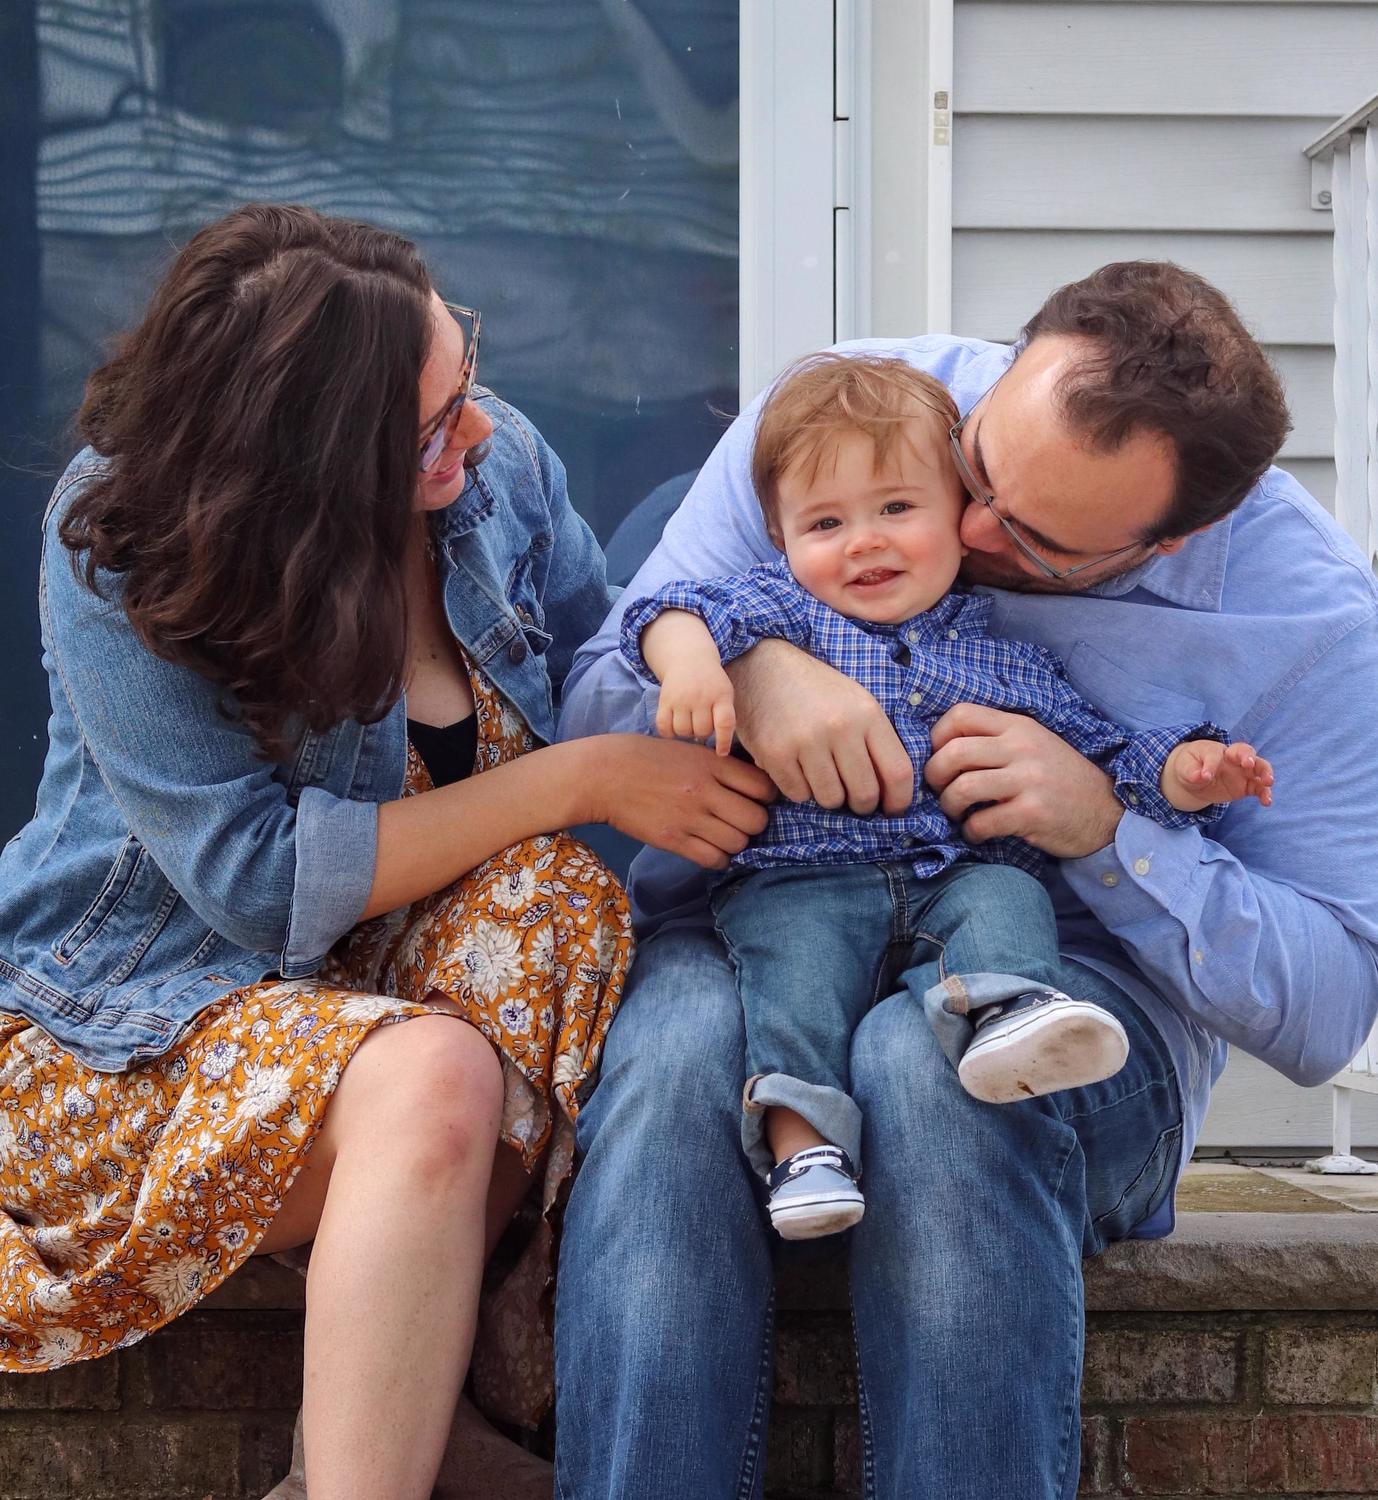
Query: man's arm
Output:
[[927, 617, 1378, 1085]]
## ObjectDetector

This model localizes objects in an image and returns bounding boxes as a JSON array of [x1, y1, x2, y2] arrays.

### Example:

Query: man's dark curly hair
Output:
[[1021, 261, 1291, 539]]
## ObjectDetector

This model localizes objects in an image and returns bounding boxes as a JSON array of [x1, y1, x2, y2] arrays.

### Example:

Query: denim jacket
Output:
[[0, 393, 612, 1072]]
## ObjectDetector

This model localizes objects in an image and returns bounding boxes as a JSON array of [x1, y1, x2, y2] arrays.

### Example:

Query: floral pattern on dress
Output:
[[0, 656, 633, 1430]]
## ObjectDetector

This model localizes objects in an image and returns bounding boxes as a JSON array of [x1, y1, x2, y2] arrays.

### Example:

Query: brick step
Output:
[[4, 1212, 1378, 1499]]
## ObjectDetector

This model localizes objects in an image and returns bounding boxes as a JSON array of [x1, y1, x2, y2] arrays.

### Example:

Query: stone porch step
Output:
[[3, 1165, 1377, 1498]]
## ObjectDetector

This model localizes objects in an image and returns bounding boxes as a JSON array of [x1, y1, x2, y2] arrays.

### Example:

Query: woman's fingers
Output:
[[674, 833, 732, 870], [705, 779, 771, 840], [711, 750, 776, 802]]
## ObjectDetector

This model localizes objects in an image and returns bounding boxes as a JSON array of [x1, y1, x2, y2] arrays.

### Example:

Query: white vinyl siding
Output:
[[951, 0, 1378, 515]]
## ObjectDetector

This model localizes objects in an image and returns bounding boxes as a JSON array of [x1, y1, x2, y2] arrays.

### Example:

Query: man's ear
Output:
[[1154, 522, 1215, 556]]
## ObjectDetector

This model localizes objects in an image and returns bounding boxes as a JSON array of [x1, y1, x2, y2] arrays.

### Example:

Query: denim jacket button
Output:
[[508, 635, 529, 664]]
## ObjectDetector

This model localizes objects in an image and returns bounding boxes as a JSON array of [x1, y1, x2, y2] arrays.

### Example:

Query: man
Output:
[[553, 263, 1378, 1497]]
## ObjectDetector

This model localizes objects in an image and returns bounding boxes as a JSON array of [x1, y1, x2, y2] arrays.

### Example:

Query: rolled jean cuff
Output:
[[921, 972, 1065, 1071], [740, 1071, 864, 1180]]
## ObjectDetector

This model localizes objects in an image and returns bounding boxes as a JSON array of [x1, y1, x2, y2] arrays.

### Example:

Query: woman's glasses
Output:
[[418, 303, 481, 474]]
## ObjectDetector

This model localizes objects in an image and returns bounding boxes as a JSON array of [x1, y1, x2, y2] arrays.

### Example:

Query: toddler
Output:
[[620, 352, 1272, 1240]]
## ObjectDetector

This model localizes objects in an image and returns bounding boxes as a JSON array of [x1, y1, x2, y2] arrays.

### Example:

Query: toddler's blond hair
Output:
[[751, 352, 959, 544]]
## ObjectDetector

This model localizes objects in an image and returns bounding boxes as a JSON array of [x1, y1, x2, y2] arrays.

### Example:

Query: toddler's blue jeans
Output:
[[710, 859, 1069, 1176]]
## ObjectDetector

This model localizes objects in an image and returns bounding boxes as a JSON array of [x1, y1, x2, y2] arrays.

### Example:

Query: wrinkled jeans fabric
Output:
[[554, 922, 1181, 1500], [711, 860, 1067, 1176]]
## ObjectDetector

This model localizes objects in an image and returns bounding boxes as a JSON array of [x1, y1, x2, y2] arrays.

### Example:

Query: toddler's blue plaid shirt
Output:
[[621, 558, 1225, 877]]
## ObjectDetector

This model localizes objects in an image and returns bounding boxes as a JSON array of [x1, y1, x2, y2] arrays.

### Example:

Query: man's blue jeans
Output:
[[711, 859, 1070, 1177], [553, 921, 1182, 1500]]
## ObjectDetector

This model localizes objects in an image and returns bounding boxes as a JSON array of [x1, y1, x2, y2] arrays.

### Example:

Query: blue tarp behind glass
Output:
[[1, 0, 738, 836]]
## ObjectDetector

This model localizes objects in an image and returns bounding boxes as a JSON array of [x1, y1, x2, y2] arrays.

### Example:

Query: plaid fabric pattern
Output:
[[622, 558, 1225, 876]]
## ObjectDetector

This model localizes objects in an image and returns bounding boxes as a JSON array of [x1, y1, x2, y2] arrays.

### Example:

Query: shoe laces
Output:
[[769, 1144, 858, 1189]]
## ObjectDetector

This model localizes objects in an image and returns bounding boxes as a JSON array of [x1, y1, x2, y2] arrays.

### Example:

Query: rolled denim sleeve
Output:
[[41, 522, 377, 971], [506, 404, 614, 703], [283, 789, 379, 973]]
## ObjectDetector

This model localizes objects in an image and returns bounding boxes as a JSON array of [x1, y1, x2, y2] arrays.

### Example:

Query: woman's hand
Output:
[[584, 735, 775, 869]]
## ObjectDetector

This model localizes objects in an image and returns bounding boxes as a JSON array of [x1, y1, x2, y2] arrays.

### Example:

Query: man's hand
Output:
[[724, 639, 913, 815], [925, 703, 1123, 859]]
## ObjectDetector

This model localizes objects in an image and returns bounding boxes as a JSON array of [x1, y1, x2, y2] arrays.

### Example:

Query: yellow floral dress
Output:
[[0, 658, 633, 1426]]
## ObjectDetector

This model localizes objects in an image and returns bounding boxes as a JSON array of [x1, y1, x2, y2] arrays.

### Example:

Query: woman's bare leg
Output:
[[256, 1015, 503, 1500]]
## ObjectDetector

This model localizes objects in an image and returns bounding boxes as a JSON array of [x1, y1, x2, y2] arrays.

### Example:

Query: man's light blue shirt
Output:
[[561, 334, 1378, 1236]]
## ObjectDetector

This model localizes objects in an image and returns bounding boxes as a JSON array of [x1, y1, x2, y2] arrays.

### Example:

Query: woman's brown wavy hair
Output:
[[61, 202, 435, 759]]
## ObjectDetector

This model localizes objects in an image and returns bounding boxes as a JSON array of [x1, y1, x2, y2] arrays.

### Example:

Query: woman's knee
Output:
[[326, 1015, 504, 1170]]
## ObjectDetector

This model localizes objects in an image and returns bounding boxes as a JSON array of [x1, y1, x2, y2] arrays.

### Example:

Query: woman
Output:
[[0, 203, 771, 1499]]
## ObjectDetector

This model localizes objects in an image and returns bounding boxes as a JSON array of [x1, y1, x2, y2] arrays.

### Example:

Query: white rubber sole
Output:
[[957, 1001, 1129, 1105], [770, 1194, 866, 1241]]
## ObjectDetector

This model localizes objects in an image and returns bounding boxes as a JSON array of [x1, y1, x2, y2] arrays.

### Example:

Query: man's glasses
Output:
[[418, 302, 481, 474], [948, 378, 1149, 581]]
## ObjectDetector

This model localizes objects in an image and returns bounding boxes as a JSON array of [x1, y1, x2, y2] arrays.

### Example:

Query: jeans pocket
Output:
[[1088, 1120, 1183, 1249]]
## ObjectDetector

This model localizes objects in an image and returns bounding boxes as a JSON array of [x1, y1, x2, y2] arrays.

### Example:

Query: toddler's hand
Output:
[[1165, 740, 1274, 811], [656, 665, 738, 756]]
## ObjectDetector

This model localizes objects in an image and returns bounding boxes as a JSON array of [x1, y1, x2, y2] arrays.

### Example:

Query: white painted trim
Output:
[[865, 0, 954, 337], [738, 0, 837, 402], [738, 1, 953, 391], [926, 0, 954, 331]]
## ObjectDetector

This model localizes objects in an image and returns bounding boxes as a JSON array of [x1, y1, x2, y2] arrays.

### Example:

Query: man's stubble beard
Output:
[[958, 548, 1152, 596]]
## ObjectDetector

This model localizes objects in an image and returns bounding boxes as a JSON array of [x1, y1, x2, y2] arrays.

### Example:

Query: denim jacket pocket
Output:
[[53, 834, 145, 965]]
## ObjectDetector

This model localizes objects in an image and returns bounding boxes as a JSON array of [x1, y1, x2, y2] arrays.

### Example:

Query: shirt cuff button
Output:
[[1100, 872, 1119, 887], [1133, 857, 1151, 876]]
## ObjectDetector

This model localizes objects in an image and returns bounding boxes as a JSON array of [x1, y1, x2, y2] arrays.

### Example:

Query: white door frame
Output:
[[739, 0, 955, 403]]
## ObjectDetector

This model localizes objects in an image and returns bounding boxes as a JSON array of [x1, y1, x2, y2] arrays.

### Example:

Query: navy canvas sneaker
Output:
[[957, 991, 1129, 1104], [765, 1144, 865, 1240]]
